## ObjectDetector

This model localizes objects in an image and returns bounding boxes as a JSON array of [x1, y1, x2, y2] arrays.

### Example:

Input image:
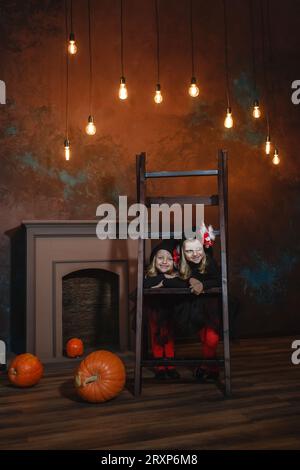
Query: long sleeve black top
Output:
[[144, 273, 187, 289], [187, 254, 221, 291], [143, 254, 220, 291]]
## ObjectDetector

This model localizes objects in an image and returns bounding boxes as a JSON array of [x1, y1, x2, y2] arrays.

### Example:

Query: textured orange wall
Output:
[[0, 0, 300, 346]]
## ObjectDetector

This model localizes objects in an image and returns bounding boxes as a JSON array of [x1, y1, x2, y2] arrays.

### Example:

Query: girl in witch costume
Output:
[[176, 223, 222, 381], [144, 239, 183, 380]]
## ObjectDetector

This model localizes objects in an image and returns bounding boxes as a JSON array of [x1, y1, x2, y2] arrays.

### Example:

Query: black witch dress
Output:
[[143, 274, 185, 346], [174, 254, 222, 334]]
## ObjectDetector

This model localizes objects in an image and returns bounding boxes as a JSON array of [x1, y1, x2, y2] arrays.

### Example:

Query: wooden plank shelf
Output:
[[143, 288, 222, 296], [146, 195, 219, 206], [141, 358, 225, 367], [145, 170, 219, 178]]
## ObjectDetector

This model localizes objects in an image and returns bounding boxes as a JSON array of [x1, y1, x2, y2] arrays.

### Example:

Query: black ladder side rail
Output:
[[134, 153, 146, 397], [218, 150, 231, 397], [134, 150, 231, 397]]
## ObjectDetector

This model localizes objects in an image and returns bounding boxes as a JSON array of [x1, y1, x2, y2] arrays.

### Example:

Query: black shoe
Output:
[[166, 369, 180, 379], [206, 370, 220, 382], [194, 367, 206, 382], [154, 370, 167, 380], [194, 367, 219, 382]]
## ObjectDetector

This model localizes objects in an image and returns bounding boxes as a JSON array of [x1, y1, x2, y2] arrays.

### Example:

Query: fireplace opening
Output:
[[62, 268, 119, 352]]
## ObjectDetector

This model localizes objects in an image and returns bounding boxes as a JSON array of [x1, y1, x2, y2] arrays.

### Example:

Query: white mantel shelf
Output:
[[23, 220, 133, 237], [23, 220, 99, 237], [23, 220, 98, 223]]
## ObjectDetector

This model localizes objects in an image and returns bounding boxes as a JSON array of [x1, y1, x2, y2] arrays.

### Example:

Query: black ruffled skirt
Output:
[[174, 295, 221, 334]]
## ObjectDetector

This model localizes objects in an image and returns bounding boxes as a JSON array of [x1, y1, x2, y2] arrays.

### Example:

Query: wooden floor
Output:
[[1, 337, 300, 450]]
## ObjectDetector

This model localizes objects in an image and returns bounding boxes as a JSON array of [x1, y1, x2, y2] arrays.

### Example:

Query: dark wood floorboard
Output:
[[1, 337, 300, 450]]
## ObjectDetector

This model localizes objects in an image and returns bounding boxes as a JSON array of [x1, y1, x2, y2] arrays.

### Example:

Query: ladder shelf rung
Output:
[[146, 195, 219, 206], [141, 358, 225, 367], [145, 170, 219, 178], [145, 230, 220, 238], [143, 288, 222, 295]]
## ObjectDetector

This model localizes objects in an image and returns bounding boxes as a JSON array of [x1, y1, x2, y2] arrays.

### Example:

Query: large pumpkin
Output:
[[66, 338, 84, 358], [8, 353, 43, 387], [75, 350, 126, 403]]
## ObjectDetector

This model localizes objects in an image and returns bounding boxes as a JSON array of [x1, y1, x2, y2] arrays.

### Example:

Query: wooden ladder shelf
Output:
[[134, 150, 231, 398]]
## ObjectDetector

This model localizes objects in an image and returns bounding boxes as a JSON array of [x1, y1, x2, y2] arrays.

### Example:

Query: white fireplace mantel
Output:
[[24, 220, 139, 362]]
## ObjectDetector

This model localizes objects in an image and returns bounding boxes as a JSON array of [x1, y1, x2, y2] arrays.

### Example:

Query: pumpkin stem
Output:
[[84, 375, 99, 386], [75, 374, 82, 387]]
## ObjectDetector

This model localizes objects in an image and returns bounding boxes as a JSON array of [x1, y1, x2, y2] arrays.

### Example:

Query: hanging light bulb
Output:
[[64, 139, 70, 161], [85, 115, 96, 135], [224, 107, 233, 128], [252, 99, 261, 118], [265, 135, 271, 155], [154, 83, 163, 104], [68, 32, 77, 55], [188, 77, 199, 97], [272, 147, 280, 165], [119, 76, 128, 100]]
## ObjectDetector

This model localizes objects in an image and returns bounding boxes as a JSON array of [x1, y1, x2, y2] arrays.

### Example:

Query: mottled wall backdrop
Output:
[[0, 0, 300, 349]]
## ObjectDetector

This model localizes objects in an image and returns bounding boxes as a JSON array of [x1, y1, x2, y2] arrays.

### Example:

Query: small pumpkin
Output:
[[75, 350, 126, 403], [8, 353, 43, 387], [66, 338, 84, 358]]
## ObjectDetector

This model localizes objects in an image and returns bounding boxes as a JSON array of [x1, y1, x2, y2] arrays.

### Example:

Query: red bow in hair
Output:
[[198, 222, 215, 249], [203, 231, 213, 248], [172, 247, 180, 266]]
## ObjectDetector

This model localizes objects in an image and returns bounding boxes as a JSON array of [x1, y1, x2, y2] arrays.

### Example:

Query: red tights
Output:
[[149, 311, 219, 372], [148, 310, 175, 371], [198, 326, 220, 371]]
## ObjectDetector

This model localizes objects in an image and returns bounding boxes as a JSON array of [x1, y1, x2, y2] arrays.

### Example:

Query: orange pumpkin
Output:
[[8, 353, 43, 387], [75, 350, 126, 403], [66, 338, 84, 358]]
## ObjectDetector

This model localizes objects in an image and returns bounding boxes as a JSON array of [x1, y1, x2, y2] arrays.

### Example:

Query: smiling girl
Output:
[[144, 240, 182, 380], [178, 226, 221, 381]]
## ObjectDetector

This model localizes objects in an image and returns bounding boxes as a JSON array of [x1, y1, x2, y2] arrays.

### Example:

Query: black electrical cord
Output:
[[222, 0, 230, 108], [190, 0, 195, 78], [155, 0, 160, 84], [88, 0, 93, 115], [249, 0, 257, 94], [260, 0, 270, 135], [120, 0, 124, 77], [65, 0, 69, 139]]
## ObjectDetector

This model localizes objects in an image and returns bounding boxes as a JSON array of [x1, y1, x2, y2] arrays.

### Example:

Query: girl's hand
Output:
[[189, 278, 204, 295], [151, 281, 164, 288]]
